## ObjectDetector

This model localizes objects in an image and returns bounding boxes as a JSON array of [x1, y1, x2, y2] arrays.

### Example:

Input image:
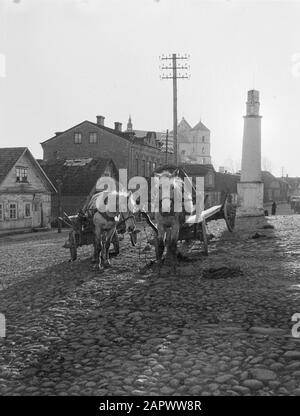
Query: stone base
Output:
[[237, 181, 264, 217], [235, 216, 267, 233]]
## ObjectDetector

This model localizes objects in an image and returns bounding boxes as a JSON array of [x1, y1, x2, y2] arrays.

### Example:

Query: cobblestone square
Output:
[[0, 214, 300, 396]]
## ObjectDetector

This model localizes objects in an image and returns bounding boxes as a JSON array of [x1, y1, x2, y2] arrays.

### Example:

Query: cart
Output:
[[141, 165, 236, 257]]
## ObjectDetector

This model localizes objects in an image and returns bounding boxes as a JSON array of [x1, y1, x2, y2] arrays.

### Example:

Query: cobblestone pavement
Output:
[[0, 215, 300, 396]]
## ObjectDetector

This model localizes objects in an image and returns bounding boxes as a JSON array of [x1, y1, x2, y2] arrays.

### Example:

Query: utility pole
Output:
[[159, 53, 190, 166], [165, 129, 169, 164]]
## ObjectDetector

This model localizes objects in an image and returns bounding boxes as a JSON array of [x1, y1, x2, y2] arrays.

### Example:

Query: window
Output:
[[152, 162, 156, 172], [24, 203, 31, 218], [9, 203, 17, 219], [74, 132, 82, 144], [89, 132, 97, 144], [0, 204, 3, 220], [202, 147, 205, 154], [202, 136, 205, 142], [16, 167, 28, 182]]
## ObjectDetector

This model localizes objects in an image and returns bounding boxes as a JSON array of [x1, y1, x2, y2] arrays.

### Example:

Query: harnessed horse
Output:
[[88, 190, 137, 271], [150, 168, 194, 267]]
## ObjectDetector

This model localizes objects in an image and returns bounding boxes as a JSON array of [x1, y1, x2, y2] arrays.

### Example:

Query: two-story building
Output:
[[41, 115, 172, 179], [0, 147, 56, 232]]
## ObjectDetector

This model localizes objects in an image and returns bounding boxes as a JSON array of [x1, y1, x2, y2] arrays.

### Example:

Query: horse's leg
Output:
[[155, 222, 165, 263], [94, 225, 104, 271], [92, 239, 98, 263], [170, 220, 180, 263], [111, 230, 120, 256], [103, 228, 115, 267], [99, 232, 107, 269], [165, 219, 179, 268]]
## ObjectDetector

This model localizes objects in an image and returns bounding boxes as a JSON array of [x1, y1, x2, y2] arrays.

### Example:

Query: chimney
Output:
[[55, 132, 62, 136], [96, 115, 105, 126], [218, 166, 225, 174], [114, 122, 122, 132]]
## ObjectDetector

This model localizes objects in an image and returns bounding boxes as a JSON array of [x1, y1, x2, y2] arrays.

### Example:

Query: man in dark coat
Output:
[[271, 201, 277, 215]]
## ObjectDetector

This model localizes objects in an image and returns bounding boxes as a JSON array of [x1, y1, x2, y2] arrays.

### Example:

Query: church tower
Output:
[[127, 115, 133, 132], [237, 90, 264, 217]]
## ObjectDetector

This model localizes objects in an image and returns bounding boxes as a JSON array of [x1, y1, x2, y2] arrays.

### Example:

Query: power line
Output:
[[159, 53, 190, 165]]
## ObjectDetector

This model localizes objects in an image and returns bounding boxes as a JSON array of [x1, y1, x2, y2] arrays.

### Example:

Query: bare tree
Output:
[[262, 156, 273, 173]]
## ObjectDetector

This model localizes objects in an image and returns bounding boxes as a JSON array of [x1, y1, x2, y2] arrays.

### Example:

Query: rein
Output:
[[117, 213, 135, 227]]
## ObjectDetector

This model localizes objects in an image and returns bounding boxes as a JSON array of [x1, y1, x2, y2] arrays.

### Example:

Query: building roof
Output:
[[180, 163, 215, 176], [39, 157, 116, 195], [133, 130, 151, 139], [215, 172, 240, 193], [0, 147, 56, 192], [41, 120, 130, 145], [0, 147, 27, 184], [178, 117, 192, 130], [191, 120, 210, 132], [283, 176, 300, 188]]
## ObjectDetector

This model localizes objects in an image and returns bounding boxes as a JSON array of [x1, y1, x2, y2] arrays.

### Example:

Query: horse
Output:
[[89, 189, 137, 271], [148, 167, 194, 268]]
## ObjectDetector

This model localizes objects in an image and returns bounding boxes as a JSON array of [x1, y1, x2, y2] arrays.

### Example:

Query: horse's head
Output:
[[153, 170, 186, 215], [119, 210, 138, 246]]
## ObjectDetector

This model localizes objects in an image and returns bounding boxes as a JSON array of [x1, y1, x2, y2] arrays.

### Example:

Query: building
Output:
[[125, 116, 174, 176], [179, 163, 218, 206], [215, 172, 240, 204], [284, 177, 300, 199], [41, 115, 172, 179], [0, 147, 56, 232], [167, 117, 212, 165], [262, 171, 289, 203], [39, 157, 118, 222]]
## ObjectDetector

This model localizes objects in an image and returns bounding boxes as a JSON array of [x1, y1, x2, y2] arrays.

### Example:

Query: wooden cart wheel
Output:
[[224, 199, 236, 232], [201, 220, 209, 256]]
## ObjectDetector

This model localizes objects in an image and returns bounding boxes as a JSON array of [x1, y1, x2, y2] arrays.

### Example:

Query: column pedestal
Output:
[[237, 181, 264, 217]]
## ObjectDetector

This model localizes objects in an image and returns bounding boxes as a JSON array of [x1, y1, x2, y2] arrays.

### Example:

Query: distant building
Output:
[[0, 147, 56, 232], [284, 177, 300, 199], [39, 158, 118, 221], [168, 117, 212, 165], [261, 171, 289, 202], [180, 163, 229, 207], [125, 116, 174, 175], [41, 115, 172, 179]]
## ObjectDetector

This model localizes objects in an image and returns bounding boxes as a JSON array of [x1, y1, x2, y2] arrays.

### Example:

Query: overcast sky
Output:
[[1, 0, 300, 176]]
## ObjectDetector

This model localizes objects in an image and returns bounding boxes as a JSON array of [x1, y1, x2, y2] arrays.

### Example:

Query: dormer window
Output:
[[16, 167, 28, 183], [74, 132, 82, 144]]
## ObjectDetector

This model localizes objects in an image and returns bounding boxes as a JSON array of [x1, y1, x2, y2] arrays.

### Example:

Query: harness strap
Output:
[[99, 211, 117, 223]]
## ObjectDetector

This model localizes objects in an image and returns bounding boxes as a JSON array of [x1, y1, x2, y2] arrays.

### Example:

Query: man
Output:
[[271, 201, 277, 216]]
